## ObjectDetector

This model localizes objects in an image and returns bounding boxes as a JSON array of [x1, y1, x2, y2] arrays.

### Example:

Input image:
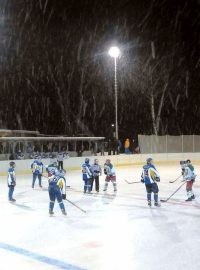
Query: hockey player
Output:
[[48, 168, 67, 216], [103, 159, 117, 192], [182, 159, 196, 201], [91, 159, 102, 192], [141, 158, 160, 207], [7, 161, 16, 202], [31, 156, 44, 188], [82, 158, 93, 193]]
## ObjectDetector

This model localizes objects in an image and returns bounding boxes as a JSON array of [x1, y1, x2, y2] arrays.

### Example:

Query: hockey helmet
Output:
[[9, 161, 16, 167], [146, 157, 153, 164], [105, 159, 111, 164], [53, 161, 58, 166], [85, 158, 90, 164], [49, 168, 56, 175]]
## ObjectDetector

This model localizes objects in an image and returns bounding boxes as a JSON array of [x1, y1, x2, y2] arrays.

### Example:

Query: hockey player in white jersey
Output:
[[103, 159, 117, 192], [182, 160, 196, 201]]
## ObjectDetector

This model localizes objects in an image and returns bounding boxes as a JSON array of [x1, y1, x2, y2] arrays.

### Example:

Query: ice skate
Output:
[[148, 201, 151, 207], [154, 202, 161, 207], [185, 197, 192, 201], [62, 209, 67, 215], [191, 194, 195, 200], [49, 210, 54, 216], [9, 198, 16, 203]]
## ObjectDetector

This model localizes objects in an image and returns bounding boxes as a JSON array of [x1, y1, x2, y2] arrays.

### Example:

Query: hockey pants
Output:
[[145, 183, 159, 203], [48, 185, 65, 212]]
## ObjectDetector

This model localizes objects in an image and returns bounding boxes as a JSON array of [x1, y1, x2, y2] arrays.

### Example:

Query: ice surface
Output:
[[0, 164, 200, 270]]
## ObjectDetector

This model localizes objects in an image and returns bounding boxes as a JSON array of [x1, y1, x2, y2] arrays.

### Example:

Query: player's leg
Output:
[[111, 176, 117, 192], [145, 184, 152, 206], [8, 186, 15, 202], [55, 186, 66, 215], [95, 176, 99, 192], [48, 186, 56, 215], [186, 181, 193, 201], [103, 176, 109, 191], [32, 173, 37, 188], [38, 174, 42, 188], [152, 183, 159, 206]]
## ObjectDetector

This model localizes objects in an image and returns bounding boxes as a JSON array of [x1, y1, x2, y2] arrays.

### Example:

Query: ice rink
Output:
[[0, 163, 200, 270]]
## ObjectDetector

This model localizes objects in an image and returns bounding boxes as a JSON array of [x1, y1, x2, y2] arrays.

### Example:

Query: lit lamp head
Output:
[[108, 46, 120, 58]]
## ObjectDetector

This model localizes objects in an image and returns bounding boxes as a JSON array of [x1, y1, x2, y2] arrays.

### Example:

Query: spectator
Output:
[[16, 150, 25, 160], [124, 138, 131, 154], [118, 139, 123, 153]]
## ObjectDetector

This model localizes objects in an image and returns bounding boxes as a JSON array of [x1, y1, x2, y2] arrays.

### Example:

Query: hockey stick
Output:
[[169, 175, 182, 183], [65, 198, 86, 213], [160, 181, 186, 202], [125, 179, 141, 184]]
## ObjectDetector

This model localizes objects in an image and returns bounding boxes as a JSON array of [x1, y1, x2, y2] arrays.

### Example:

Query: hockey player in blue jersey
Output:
[[141, 158, 160, 207], [7, 161, 16, 202], [82, 158, 93, 193], [48, 168, 67, 216], [31, 156, 44, 188]]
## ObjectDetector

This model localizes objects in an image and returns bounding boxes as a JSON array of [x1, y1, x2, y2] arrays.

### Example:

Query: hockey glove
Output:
[[155, 177, 160, 182], [62, 194, 66, 200], [141, 179, 144, 183]]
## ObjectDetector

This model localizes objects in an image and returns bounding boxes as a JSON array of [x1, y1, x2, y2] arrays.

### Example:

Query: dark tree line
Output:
[[0, 0, 199, 139]]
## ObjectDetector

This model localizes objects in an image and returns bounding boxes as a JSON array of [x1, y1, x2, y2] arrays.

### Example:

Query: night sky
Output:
[[0, 0, 200, 139]]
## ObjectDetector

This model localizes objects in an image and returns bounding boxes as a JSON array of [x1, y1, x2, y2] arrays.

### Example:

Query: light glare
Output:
[[108, 46, 120, 58]]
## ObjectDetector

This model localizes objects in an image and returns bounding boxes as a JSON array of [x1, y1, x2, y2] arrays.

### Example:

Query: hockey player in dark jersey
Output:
[[31, 156, 44, 188], [81, 158, 93, 193], [48, 168, 67, 216], [141, 158, 160, 207]]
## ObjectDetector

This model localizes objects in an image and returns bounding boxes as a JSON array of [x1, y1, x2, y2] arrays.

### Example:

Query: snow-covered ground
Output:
[[0, 163, 200, 270]]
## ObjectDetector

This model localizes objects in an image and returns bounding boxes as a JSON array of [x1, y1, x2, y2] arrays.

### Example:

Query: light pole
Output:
[[108, 46, 120, 140]]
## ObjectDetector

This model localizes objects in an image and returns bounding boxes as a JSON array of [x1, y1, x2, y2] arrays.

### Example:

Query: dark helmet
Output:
[[53, 161, 58, 166], [9, 161, 15, 167], [85, 158, 90, 164], [186, 159, 191, 164], [146, 158, 153, 164]]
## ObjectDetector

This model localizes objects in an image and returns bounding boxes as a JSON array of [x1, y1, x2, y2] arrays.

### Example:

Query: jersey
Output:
[[31, 160, 44, 175], [92, 163, 102, 177], [141, 164, 160, 185], [104, 163, 115, 176], [183, 165, 196, 181], [82, 163, 92, 180], [8, 167, 16, 186]]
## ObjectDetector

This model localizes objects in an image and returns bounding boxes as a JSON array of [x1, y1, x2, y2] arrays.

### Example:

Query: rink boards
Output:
[[0, 152, 200, 175]]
